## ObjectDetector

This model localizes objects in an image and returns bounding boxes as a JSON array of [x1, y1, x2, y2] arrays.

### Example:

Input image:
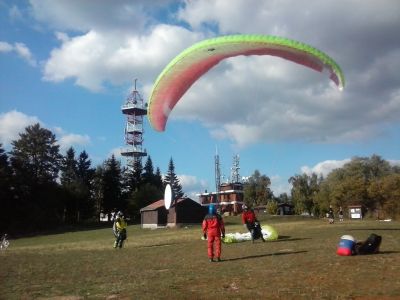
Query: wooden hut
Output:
[[140, 200, 168, 229], [140, 198, 208, 228], [277, 203, 294, 215], [167, 198, 208, 227]]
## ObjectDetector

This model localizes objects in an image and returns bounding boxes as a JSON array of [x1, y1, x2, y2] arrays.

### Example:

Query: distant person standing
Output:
[[338, 207, 344, 222], [328, 205, 335, 224], [113, 211, 127, 248], [202, 204, 225, 262]]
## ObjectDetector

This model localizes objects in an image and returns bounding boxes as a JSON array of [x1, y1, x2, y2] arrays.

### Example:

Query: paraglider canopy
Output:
[[147, 34, 345, 132]]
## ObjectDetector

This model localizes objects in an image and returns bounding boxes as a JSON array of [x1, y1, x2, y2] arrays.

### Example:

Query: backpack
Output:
[[252, 221, 263, 240], [112, 222, 118, 237], [355, 233, 382, 255]]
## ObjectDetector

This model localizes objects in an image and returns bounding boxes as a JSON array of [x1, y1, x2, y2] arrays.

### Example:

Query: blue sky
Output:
[[1, 0, 400, 199]]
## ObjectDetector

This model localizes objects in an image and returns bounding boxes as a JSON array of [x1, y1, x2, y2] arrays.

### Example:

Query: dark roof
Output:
[[140, 199, 165, 212], [278, 203, 294, 207], [140, 198, 201, 212]]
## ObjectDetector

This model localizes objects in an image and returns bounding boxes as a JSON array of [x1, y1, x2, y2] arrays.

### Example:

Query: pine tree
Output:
[[92, 165, 105, 220], [164, 157, 184, 199], [143, 156, 154, 184], [76, 150, 95, 220], [0, 144, 13, 231], [60, 147, 79, 223], [154, 167, 163, 191], [125, 157, 164, 220], [61, 147, 78, 186], [60, 148, 95, 223], [77, 151, 95, 185], [102, 155, 124, 213]]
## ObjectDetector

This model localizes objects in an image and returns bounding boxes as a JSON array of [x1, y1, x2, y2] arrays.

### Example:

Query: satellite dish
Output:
[[164, 184, 173, 209]]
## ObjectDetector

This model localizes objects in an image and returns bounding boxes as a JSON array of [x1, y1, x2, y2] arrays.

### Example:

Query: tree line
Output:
[[242, 155, 400, 219], [2, 123, 399, 234], [289, 155, 400, 219], [0, 123, 183, 234]]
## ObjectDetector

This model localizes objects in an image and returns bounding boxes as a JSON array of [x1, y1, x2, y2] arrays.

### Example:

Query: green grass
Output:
[[1, 215, 400, 299]]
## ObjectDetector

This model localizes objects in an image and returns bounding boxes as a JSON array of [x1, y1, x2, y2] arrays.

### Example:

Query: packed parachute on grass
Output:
[[336, 233, 382, 256], [222, 224, 278, 243]]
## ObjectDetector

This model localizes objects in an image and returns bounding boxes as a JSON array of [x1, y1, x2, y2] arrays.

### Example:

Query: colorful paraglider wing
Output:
[[147, 35, 345, 132]]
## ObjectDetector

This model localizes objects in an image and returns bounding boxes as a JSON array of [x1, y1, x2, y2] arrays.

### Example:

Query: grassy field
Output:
[[1, 215, 400, 299]]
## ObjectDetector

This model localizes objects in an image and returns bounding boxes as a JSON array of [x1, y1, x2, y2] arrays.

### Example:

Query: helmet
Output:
[[209, 204, 216, 215], [116, 211, 123, 217], [242, 204, 248, 210]]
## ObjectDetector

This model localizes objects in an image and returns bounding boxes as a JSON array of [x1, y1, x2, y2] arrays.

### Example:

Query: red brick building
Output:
[[197, 182, 244, 215]]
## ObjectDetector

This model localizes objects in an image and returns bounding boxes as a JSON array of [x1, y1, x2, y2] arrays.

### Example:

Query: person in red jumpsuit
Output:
[[202, 204, 225, 262], [242, 204, 265, 242]]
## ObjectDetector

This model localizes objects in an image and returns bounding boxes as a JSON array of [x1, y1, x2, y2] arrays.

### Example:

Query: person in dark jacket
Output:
[[338, 206, 344, 222], [202, 204, 225, 262], [328, 205, 335, 224]]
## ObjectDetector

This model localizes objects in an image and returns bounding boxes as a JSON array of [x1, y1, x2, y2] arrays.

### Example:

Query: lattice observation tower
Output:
[[120, 79, 147, 168]]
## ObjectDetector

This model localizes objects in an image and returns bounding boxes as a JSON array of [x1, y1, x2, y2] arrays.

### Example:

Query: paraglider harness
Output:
[[355, 233, 382, 255], [113, 224, 127, 240], [248, 221, 265, 242]]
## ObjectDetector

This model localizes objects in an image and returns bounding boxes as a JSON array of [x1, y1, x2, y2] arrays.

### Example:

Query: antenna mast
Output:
[[230, 154, 241, 183], [215, 147, 221, 196]]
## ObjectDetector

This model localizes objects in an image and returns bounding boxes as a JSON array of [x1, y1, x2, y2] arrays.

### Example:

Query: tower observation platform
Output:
[[120, 79, 147, 168]]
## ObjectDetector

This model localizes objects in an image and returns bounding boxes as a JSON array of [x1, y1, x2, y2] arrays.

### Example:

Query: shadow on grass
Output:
[[346, 228, 400, 231], [140, 243, 180, 248], [375, 251, 400, 255], [222, 250, 308, 262], [271, 236, 312, 242]]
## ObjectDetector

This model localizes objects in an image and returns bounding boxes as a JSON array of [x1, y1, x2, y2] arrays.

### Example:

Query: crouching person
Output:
[[202, 204, 225, 262], [113, 211, 127, 248], [242, 204, 265, 242]]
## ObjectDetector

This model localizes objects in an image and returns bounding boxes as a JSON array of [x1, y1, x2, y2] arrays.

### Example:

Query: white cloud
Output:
[[0, 110, 40, 147], [0, 41, 37, 66], [109, 147, 123, 160], [57, 133, 91, 153], [43, 25, 202, 91], [0, 41, 13, 52], [172, 54, 352, 146], [388, 160, 400, 167], [49, 126, 92, 154], [269, 175, 291, 196], [29, 0, 153, 32], [0, 110, 92, 154], [178, 0, 274, 34], [178, 174, 208, 200], [14, 42, 37, 66], [301, 159, 351, 177]]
